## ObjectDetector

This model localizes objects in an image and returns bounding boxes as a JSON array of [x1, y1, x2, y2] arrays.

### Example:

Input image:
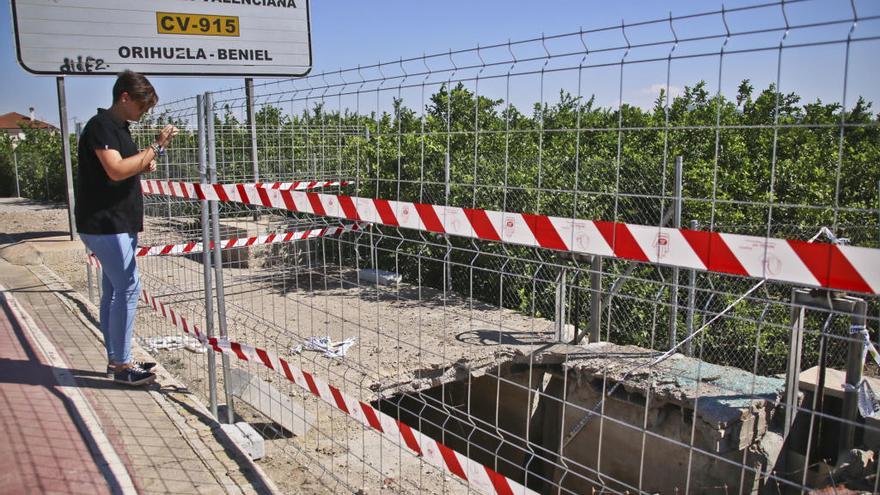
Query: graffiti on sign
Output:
[[59, 56, 108, 73]]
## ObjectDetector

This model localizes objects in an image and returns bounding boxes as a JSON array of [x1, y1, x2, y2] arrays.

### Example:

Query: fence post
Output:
[[590, 255, 602, 343], [84, 249, 93, 306], [246, 78, 260, 222], [785, 290, 867, 456], [668, 156, 683, 349], [684, 219, 698, 356], [206, 92, 235, 424], [198, 94, 219, 419], [164, 146, 172, 222], [74, 119, 103, 301], [74, 121, 96, 302], [784, 290, 806, 440], [445, 151, 453, 294], [841, 298, 868, 455], [246, 78, 259, 183], [554, 269, 569, 342]]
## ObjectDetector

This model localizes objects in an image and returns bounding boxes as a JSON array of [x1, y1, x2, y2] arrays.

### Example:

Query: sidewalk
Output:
[[0, 256, 278, 495], [0, 279, 113, 494]]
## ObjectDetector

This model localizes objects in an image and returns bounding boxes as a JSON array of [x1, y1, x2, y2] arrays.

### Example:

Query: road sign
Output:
[[10, 0, 312, 77]]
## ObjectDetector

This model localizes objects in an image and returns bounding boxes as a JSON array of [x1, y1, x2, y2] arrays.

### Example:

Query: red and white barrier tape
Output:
[[249, 180, 349, 191], [85, 254, 534, 495], [141, 179, 880, 295], [132, 223, 365, 257]]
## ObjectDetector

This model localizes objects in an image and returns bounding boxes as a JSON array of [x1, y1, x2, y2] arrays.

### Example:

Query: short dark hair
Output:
[[112, 70, 158, 109]]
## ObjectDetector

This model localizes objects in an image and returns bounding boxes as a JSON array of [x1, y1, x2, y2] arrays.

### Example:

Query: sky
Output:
[[2, 0, 879, 128]]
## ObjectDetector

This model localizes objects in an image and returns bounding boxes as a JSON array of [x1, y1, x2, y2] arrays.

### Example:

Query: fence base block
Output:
[[220, 422, 265, 461]]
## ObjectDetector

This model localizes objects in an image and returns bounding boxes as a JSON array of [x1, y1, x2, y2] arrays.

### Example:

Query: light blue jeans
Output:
[[80, 233, 142, 366]]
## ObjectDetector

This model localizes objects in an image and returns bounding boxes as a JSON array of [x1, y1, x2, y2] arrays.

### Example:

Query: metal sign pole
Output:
[[56, 76, 77, 240]]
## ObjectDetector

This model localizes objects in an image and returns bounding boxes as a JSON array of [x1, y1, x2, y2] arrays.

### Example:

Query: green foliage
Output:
[[318, 80, 877, 373], [5, 81, 876, 374], [0, 123, 73, 201], [170, 80, 877, 373]]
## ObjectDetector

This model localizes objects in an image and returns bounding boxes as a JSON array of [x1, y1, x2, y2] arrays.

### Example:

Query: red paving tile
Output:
[[0, 299, 111, 495]]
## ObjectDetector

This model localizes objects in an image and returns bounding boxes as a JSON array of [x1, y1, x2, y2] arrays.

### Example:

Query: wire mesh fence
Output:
[[89, 0, 880, 493]]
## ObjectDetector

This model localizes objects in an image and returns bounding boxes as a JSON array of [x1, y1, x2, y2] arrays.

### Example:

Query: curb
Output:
[[28, 263, 283, 495]]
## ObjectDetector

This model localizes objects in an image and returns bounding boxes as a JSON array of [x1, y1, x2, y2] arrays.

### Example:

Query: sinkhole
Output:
[[372, 343, 794, 494]]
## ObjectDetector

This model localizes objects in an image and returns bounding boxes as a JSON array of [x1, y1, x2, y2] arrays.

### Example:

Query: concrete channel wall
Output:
[[378, 342, 788, 494]]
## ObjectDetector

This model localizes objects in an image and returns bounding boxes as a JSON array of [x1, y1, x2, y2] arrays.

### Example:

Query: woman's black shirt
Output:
[[74, 108, 143, 234]]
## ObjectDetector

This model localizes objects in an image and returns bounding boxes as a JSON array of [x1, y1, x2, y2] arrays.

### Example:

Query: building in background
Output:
[[0, 108, 57, 140]]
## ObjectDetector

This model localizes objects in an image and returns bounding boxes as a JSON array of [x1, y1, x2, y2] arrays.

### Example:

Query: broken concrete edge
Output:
[[26, 263, 284, 495], [369, 352, 510, 399], [370, 344, 590, 400], [515, 342, 785, 425], [376, 341, 786, 435]]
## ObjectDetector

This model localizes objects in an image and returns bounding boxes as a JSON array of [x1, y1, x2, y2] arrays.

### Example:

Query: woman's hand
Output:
[[140, 158, 157, 174], [155, 124, 180, 148]]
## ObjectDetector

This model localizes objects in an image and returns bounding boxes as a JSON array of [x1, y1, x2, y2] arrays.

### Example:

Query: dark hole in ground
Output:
[[371, 361, 570, 494]]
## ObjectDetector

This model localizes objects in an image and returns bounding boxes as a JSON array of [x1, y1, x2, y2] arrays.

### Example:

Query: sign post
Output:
[[56, 77, 77, 240]]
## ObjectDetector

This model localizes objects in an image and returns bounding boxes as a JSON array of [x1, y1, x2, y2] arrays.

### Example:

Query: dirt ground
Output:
[[0, 197, 558, 494], [0, 199, 86, 286], [130, 209, 563, 494], [4, 198, 878, 494], [0, 199, 339, 493]]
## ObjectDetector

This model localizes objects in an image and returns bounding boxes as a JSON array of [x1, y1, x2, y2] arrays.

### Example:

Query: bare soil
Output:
[[0, 197, 559, 494]]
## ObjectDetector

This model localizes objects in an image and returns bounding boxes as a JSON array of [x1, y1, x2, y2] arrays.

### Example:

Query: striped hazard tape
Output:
[[249, 180, 349, 190], [141, 179, 880, 295], [84, 254, 536, 495], [132, 223, 365, 257]]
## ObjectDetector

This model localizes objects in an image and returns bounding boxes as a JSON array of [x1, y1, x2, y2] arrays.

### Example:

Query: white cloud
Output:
[[640, 83, 683, 99]]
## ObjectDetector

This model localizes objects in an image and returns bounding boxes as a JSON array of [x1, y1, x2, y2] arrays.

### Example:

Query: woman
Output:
[[75, 70, 179, 386]]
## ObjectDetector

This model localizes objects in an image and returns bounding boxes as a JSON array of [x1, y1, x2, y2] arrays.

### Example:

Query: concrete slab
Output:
[[549, 341, 786, 430], [221, 422, 266, 460], [228, 367, 313, 437], [0, 242, 43, 265], [504, 342, 787, 494], [799, 365, 880, 449], [799, 365, 880, 400]]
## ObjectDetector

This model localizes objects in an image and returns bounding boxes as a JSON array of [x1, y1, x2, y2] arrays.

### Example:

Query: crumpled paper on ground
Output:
[[140, 335, 206, 354], [292, 336, 355, 358]]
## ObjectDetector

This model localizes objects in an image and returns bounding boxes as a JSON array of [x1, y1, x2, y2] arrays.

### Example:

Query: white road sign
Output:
[[10, 0, 312, 76]]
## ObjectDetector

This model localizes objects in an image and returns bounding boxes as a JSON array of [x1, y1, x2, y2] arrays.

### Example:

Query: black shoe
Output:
[[113, 365, 156, 386], [107, 361, 156, 379]]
